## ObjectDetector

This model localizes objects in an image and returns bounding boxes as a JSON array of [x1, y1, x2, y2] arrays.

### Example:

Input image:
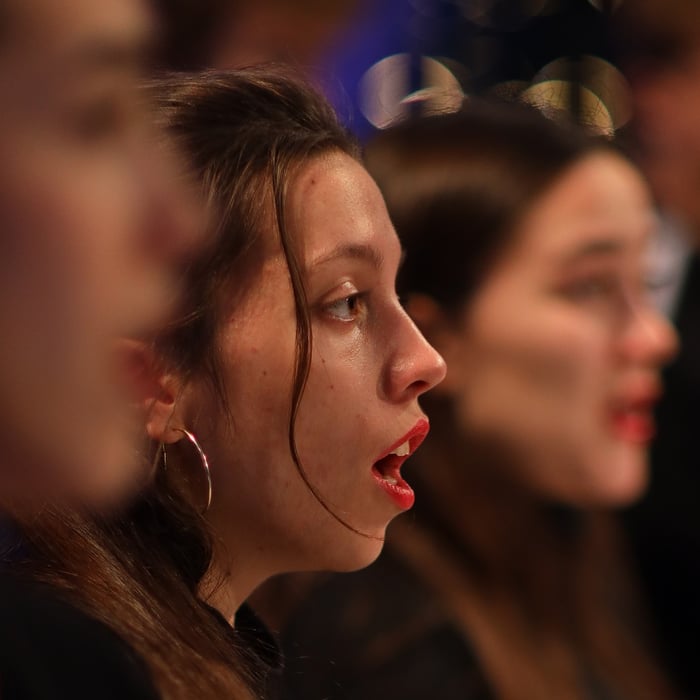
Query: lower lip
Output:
[[610, 410, 656, 444], [371, 468, 415, 510]]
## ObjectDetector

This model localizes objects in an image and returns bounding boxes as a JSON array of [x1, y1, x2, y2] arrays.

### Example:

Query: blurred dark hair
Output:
[[364, 102, 607, 314], [152, 0, 364, 70], [152, 0, 236, 70], [613, 0, 700, 73]]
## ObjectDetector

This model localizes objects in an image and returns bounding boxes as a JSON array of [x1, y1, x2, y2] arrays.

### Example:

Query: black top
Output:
[[277, 549, 493, 700], [0, 573, 159, 700], [206, 600, 284, 697], [625, 252, 700, 697]]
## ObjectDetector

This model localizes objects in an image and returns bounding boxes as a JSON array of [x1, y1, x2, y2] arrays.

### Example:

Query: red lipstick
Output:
[[609, 388, 661, 444], [371, 418, 429, 510], [610, 406, 656, 443]]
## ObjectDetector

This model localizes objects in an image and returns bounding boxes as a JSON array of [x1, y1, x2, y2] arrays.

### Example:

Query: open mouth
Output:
[[610, 403, 656, 444], [609, 387, 661, 444], [371, 420, 429, 510], [372, 440, 410, 485]]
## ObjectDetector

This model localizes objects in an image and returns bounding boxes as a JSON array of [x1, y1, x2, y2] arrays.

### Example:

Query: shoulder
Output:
[[0, 573, 159, 700], [279, 551, 492, 700]]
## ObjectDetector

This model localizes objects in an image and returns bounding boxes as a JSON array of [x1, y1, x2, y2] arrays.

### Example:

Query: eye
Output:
[[562, 275, 618, 301], [324, 293, 366, 322], [644, 270, 675, 293], [68, 95, 133, 145]]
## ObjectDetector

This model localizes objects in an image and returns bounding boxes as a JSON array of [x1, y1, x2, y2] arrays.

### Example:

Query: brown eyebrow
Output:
[[64, 33, 155, 76], [562, 238, 625, 264], [309, 243, 386, 271]]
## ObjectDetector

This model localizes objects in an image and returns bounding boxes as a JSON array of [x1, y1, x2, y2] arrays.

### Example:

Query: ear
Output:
[[116, 339, 185, 445]]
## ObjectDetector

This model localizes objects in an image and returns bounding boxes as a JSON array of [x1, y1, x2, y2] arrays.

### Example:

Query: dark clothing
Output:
[[0, 573, 159, 700], [237, 603, 284, 691], [0, 516, 281, 700], [205, 601, 284, 697], [277, 549, 494, 700], [626, 252, 700, 698]]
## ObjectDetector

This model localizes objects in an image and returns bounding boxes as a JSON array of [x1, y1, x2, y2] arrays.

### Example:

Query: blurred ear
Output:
[[405, 293, 464, 396], [116, 339, 184, 445]]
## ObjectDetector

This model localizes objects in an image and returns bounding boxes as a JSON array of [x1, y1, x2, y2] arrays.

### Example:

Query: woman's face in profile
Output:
[[0, 0, 187, 504], [176, 152, 446, 577], [439, 153, 677, 507]]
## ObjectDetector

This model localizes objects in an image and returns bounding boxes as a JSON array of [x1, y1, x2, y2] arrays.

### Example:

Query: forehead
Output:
[[513, 153, 654, 262], [5, 0, 153, 62], [289, 151, 399, 265]]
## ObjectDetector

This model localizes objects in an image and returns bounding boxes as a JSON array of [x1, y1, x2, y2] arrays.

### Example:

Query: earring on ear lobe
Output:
[[161, 428, 213, 514]]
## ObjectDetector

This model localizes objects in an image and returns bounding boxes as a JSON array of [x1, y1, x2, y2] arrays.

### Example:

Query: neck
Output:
[[201, 534, 283, 626], [411, 400, 580, 592], [200, 559, 254, 626]]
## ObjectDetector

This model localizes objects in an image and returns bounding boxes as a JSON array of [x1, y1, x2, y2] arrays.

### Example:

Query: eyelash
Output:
[[562, 273, 663, 305], [323, 292, 367, 323], [563, 276, 618, 301]]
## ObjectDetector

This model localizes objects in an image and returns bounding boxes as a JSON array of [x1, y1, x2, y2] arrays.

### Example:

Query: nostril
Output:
[[409, 379, 432, 396]]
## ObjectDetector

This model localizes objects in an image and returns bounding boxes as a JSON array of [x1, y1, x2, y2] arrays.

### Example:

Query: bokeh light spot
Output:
[[359, 54, 465, 129]]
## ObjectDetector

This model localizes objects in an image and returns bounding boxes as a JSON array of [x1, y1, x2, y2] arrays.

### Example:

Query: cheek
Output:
[[198, 280, 303, 506], [0, 167, 124, 413], [1, 157, 135, 319], [455, 304, 614, 461], [292, 331, 375, 490]]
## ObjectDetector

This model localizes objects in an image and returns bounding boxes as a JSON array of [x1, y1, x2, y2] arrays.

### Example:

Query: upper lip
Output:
[[374, 417, 430, 463], [610, 379, 663, 412]]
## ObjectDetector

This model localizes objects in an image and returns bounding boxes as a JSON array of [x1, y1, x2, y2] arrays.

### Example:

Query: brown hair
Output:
[[150, 66, 361, 527], [153, 0, 362, 71], [151, 0, 236, 70], [4, 66, 359, 699], [613, 0, 700, 73], [365, 103, 678, 700], [364, 101, 607, 313]]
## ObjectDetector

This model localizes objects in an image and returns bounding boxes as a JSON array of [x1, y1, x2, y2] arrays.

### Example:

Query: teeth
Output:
[[384, 476, 398, 485], [391, 440, 410, 457]]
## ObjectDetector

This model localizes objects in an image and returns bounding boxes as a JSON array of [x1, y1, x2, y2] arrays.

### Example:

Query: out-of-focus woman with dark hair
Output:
[[269, 103, 682, 700]]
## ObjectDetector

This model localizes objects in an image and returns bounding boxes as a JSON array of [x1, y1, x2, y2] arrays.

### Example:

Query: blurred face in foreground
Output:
[[0, 0, 188, 507], [436, 153, 677, 507]]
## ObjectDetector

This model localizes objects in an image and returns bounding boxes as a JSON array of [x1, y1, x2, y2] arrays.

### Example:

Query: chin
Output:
[[324, 529, 387, 573], [578, 446, 650, 508]]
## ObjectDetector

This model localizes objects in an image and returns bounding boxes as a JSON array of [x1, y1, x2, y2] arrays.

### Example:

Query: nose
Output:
[[111, 132, 205, 337], [618, 300, 679, 369], [381, 308, 447, 403]]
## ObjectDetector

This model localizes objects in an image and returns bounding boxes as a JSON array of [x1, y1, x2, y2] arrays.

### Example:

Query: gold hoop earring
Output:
[[162, 428, 213, 514]]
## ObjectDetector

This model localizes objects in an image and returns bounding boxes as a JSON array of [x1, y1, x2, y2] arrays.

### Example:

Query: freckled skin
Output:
[[175, 152, 446, 591]]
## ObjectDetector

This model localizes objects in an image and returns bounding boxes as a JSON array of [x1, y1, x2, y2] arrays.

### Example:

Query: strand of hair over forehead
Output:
[[159, 66, 377, 540], [221, 64, 375, 539], [270, 147, 381, 543]]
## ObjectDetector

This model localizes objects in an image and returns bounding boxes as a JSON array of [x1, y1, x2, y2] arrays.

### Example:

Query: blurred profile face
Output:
[[167, 152, 445, 582], [436, 153, 677, 507], [0, 0, 185, 506]]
